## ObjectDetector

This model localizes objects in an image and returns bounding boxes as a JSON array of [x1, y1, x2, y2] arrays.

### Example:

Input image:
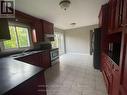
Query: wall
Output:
[[65, 24, 98, 55]]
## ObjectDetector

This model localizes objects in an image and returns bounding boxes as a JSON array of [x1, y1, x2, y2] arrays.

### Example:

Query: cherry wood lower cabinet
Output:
[[101, 53, 113, 95], [4, 71, 47, 95], [112, 63, 120, 95], [101, 53, 121, 95], [16, 51, 51, 69]]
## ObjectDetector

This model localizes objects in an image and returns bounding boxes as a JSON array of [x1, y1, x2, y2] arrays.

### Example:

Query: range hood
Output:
[[45, 34, 55, 38], [45, 34, 55, 41]]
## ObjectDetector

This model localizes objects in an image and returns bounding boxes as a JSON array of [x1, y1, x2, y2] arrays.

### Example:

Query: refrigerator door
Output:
[[94, 28, 101, 52], [93, 28, 101, 70]]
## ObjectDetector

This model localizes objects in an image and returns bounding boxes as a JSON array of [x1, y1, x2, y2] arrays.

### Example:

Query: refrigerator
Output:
[[92, 28, 101, 70]]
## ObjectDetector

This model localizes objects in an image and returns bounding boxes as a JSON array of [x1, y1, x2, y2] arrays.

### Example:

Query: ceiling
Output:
[[15, 0, 108, 30]]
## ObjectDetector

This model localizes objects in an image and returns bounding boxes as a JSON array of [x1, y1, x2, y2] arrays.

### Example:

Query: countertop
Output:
[[0, 56, 43, 95]]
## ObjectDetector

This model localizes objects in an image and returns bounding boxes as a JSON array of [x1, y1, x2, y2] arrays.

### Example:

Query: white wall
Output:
[[65, 25, 98, 54]]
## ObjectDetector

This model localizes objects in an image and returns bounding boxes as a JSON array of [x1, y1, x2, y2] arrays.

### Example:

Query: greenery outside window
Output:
[[4, 25, 30, 49]]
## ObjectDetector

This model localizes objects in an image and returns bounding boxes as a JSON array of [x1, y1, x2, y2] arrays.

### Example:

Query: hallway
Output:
[[45, 54, 107, 95]]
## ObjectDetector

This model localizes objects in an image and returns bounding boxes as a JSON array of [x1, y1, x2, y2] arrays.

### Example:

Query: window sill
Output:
[[0, 47, 31, 58]]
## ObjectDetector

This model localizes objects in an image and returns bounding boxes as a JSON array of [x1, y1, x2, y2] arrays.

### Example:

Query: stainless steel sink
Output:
[[11, 51, 41, 58]]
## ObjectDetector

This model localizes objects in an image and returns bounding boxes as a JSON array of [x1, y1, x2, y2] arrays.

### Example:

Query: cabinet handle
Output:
[[114, 69, 119, 72], [121, 24, 127, 27]]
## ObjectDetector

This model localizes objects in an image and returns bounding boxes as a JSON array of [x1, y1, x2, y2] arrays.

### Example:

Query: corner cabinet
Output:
[[16, 51, 51, 69]]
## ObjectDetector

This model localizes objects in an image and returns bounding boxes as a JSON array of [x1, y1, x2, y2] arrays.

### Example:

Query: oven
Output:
[[50, 48, 59, 65]]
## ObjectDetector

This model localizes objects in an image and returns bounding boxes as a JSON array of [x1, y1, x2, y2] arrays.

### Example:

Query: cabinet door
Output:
[[115, 0, 124, 28], [16, 53, 41, 67], [101, 53, 113, 94], [119, 33, 127, 95], [43, 20, 54, 34], [123, 0, 127, 26], [32, 20, 44, 43], [108, 0, 117, 33], [112, 63, 120, 95], [42, 51, 51, 69], [99, 4, 109, 29]]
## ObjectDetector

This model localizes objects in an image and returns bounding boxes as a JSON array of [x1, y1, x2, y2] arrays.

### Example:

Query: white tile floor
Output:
[[45, 54, 108, 95]]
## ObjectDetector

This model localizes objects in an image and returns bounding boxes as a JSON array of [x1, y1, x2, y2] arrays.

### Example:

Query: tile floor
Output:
[[45, 54, 108, 95]]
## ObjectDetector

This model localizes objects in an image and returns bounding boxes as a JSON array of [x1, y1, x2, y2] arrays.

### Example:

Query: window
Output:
[[51, 32, 65, 55], [4, 25, 30, 49]]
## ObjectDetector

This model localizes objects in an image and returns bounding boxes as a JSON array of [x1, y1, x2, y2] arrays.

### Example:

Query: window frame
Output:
[[3, 22, 32, 51]]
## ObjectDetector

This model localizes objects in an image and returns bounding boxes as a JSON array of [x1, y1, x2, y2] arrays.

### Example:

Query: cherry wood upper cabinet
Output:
[[42, 20, 54, 34], [123, 0, 127, 27], [108, 0, 117, 33], [115, 0, 125, 30], [99, 4, 109, 29], [31, 19, 44, 43], [13, 10, 54, 43], [15, 10, 37, 24]]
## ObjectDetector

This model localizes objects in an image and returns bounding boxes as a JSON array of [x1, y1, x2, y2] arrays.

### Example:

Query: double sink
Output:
[[11, 50, 42, 58]]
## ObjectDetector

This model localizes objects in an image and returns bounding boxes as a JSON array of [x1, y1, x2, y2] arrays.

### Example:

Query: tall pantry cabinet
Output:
[[99, 0, 127, 95]]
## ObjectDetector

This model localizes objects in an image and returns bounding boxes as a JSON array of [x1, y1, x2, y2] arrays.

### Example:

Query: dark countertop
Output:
[[0, 56, 43, 95]]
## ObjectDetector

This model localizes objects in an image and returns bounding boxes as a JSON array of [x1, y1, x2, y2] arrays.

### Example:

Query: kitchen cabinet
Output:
[[115, 0, 125, 29], [14, 10, 54, 43], [101, 53, 121, 95], [32, 20, 54, 43], [42, 50, 51, 69], [101, 53, 113, 95], [41, 20, 54, 41], [16, 51, 51, 69], [99, 4, 109, 53], [123, 0, 127, 27], [100, 0, 127, 95], [99, 4, 109, 29], [15, 10, 37, 24], [4, 71, 46, 95], [42, 20, 54, 34], [119, 33, 127, 95], [112, 63, 120, 95], [108, 0, 117, 33], [31, 19, 44, 43], [0, 18, 10, 40]]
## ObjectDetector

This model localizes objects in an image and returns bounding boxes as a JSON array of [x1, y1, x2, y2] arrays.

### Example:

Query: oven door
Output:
[[50, 49, 59, 61]]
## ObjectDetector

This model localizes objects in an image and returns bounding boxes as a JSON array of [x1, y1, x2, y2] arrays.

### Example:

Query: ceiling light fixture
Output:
[[59, 0, 71, 11], [70, 23, 76, 26]]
